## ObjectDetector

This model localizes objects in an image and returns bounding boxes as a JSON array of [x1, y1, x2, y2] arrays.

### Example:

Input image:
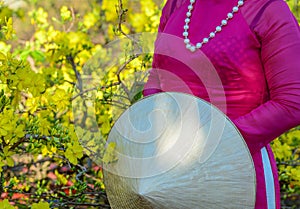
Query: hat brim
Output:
[[103, 92, 256, 209]]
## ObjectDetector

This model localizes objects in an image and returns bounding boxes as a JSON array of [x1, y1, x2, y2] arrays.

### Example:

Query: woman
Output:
[[143, 0, 300, 208]]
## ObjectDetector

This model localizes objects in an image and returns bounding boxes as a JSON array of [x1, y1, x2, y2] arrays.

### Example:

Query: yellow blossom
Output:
[[65, 140, 84, 165]]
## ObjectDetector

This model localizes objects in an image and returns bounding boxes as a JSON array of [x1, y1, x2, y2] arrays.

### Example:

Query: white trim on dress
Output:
[[261, 147, 276, 209]]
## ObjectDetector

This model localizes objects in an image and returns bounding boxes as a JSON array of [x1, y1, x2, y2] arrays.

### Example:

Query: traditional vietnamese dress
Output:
[[143, 0, 300, 208]]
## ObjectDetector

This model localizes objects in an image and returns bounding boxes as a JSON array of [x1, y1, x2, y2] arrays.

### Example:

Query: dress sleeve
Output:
[[233, 0, 300, 154], [157, 0, 185, 33], [143, 0, 182, 96]]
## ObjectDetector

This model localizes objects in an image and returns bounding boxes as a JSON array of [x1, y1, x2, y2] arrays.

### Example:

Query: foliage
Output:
[[287, 0, 300, 21], [0, 0, 298, 208], [0, 0, 162, 208], [272, 127, 300, 207]]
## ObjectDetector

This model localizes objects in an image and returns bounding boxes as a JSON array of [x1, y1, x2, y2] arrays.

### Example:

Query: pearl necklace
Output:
[[183, 0, 245, 52]]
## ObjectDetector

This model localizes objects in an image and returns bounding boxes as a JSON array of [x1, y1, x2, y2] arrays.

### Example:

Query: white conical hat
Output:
[[103, 92, 256, 209]]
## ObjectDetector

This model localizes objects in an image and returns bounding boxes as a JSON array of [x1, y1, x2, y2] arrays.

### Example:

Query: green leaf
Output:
[[19, 50, 31, 60], [0, 52, 6, 61], [29, 50, 46, 62], [0, 199, 15, 209], [6, 157, 14, 167], [31, 201, 50, 209], [101, 121, 111, 135]]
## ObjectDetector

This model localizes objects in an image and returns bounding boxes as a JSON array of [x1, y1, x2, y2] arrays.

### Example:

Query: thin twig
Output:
[[66, 7, 76, 32], [62, 201, 110, 208], [116, 0, 139, 46], [278, 161, 300, 166], [71, 82, 121, 101]]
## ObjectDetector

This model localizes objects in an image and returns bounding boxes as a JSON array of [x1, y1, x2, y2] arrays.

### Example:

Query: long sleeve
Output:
[[233, 1, 300, 154], [143, 0, 185, 97]]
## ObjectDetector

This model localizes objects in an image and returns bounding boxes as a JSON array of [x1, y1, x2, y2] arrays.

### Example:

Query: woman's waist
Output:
[[158, 82, 265, 118]]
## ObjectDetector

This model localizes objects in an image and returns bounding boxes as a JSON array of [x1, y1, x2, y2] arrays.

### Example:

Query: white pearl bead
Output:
[[233, 6, 238, 12], [221, 20, 227, 25], [188, 5, 193, 10], [190, 46, 196, 52], [196, 43, 202, 48], [184, 39, 190, 44], [183, 0, 245, 52], [216, 26, 222, 32]]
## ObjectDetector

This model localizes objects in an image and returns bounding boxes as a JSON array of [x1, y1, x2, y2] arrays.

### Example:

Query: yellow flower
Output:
[[28, 74, 45, 97], [9, 68, 32, 91], [65, 141, 84, 165], [60, 6, 72, 22], [0, 109, 15, 139], [0, 109, 25, 144], [101, 0, 119, 22], [83, 12, 98, 29], [26, 97, 39, 114], [55, 170, 68, 185], [39, 118, 51, 136], [290, 168, 300, 186], [14, 124, 25, 138], [2, 17, 15, 40], [41, 146, 49, 157], [102, 142, 117, 164], [29, 7, 49, 27], [52, 88, 70, 111]]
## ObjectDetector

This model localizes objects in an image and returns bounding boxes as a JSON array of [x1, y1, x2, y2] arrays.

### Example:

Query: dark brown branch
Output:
[[71, 82, 121, 101], [116, 0, 138, 45], [67, 55, 83, 92], [8, 157, 53, 172], [0, 172, 3, 197], [278, 161, 300, 166], [61, 201, 110, 208]]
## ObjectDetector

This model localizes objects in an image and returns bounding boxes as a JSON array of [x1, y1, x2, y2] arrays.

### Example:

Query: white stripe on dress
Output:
[[261, 147, 276, 209]]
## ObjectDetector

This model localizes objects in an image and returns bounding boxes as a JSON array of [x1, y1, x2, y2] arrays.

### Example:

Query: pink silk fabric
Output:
[[143, 0, 300, 208]]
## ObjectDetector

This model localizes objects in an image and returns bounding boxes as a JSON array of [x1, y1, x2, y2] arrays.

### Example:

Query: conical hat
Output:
[[103, 92, 256, 209]]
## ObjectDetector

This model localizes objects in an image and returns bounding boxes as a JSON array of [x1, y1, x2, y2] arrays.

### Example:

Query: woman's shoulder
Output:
[[241, 0, 295, 31], [162, 0, 187, 14], [158, 0, 188, 31]]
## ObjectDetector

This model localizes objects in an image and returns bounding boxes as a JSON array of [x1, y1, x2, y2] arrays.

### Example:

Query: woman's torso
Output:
[[152, 0, 269, 119]]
